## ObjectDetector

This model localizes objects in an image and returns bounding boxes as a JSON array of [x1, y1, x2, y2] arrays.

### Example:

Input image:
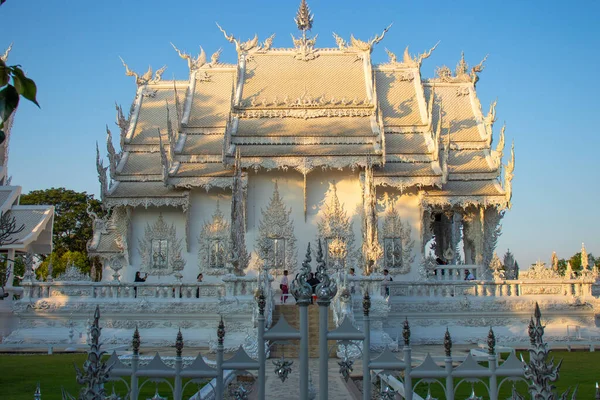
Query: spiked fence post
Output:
[[403, 318, 413, 400], [488, 327, 498, 400], [131, 326, 140, 399], [216, 317, 225, 400], [444, 328, 454, 400], [174, 329, 183, 399], [256, 288, 266, 400], [362, 291, 371, 400]]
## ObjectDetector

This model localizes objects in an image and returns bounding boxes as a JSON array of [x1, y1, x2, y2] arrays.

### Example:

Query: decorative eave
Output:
[[232, 155, 378, 173], [170, 176, 235, 191], [104, 181, 190, 210], [376, 176, 443, 191]]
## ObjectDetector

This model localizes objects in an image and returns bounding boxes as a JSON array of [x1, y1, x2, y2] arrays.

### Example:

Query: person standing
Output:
[[134, 271, 147, 298], [196, 273, 203, 298], [280, 270, 289, 304], [348, 267, 356, 294], [382, 269, 393, 297]]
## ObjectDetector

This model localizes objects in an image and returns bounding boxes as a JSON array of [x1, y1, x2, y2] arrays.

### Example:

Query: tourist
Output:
[[134, 271, 147, 298], [383, 269, 393, 297], [280, 270, 289, 303], [307, 272, 320, 304], [348, 267, 356, 294], [196, 273, 203, 298], [464, 269, 475, 281]]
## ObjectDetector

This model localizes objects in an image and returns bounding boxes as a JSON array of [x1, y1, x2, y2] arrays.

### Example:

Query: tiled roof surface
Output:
[[376, 70, 424, 126], [242, 52, 368, 104], [236, 116, 375, 137], [188, 70, 235, 128]]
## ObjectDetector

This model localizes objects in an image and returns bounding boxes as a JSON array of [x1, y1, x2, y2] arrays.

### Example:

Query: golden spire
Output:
[[295, 0, 314, 37]]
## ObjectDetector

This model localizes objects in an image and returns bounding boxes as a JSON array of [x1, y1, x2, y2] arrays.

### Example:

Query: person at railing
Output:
[[280, 270, 289, 303], [348, 267, 356, 294], [464, 269, 475, 281], [383, 269, 393, 297], [196, 273, 203, 298], [134, 271, 148, 298]]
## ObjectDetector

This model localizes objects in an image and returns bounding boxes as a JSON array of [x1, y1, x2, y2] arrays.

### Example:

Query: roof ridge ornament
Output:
[[291, 0, 318, 61], [119, 57, 167, 86], [432, 52, 488, 85], [295, 0, 314, 38], [171, 43, 223, 74], [333, 24, 392, 54], [503, 141, 515, 209], [1, 43, 12, 62]]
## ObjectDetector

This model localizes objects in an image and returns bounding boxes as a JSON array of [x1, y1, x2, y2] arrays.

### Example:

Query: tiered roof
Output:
[[98, 4, 514, 212]]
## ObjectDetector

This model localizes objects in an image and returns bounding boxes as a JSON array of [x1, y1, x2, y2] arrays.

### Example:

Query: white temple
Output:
[[5, 3, 600, 348]]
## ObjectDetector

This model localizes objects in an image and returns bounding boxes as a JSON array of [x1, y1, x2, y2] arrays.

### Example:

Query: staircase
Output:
[[270, 304, 336, 358]]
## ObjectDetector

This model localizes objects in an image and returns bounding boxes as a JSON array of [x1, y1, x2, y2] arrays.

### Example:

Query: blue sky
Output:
[[1, 0, 599, 268]]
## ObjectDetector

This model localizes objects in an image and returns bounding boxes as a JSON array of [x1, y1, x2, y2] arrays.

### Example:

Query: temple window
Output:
[[384, 237, 402, 269], [151, 239, 168, 269], [270, 237, 286, 269], [209, 239, 225, 269]]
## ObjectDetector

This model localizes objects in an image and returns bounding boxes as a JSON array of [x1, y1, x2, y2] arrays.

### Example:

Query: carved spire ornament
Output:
[[504, 142, 515, 209], [401, 41, 440, 68], [106, 126, 120, 181], [95, 142, 108, 202], [362, 165, 381, 275], [290, 243, 313, 304], [119, 57, 167, 86], [295, 0, 314, 35], [581, 242, 589, 270], [255, 182, 298, 273], [115, 102, 133, 150], [229, 150, 249, 275], [1, 42, 12, 62]]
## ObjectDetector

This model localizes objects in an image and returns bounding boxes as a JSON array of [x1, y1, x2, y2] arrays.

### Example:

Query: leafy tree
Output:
[[19, 188, 103, 256], [19, 188, 104, 279]]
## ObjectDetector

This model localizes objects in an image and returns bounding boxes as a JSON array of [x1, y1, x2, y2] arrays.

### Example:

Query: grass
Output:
[[0, 353, 208, 400], [1, 351, 598, 399], [411, 351, 598, 399]]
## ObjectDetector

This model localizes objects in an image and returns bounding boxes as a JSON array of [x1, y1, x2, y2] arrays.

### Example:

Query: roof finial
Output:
[[295, 0, 314, 38]]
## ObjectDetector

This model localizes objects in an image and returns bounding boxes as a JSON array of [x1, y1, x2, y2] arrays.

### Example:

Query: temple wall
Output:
[[102, 171, 427, 283]]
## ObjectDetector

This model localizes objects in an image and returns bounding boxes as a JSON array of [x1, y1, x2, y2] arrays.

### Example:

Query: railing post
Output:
[[257, 290, 266, 400], [444, 329, 454, 400], [487, 328, 498, 400], [174, 329, 183, 400], [362, 292, 371, 400], [299, 302, 309, 400], [318, 298, 330, 400], [216, 317, 225, 400], [131, 327, 140, 400], [403, 318, 413, 400]]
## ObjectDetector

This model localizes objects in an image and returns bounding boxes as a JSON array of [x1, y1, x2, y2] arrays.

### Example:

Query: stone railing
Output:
[[386, 279, 597, 298], [428, 263, 481, 281], [19, 276, 260, 301]]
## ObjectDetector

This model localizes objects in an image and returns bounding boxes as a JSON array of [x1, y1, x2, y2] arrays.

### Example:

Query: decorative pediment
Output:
[[138, 214, 186, 276], [255, 183, 298, 273], [198, 203, 231, 275], [520, 261, 561, 280], [57, 263, 92, 282], [382, 42, 439, 68], [380, 205, 415, 274]]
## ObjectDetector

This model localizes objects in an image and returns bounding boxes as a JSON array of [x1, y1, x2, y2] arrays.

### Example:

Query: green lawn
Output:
[[0, 353, 207, 400], [411, 351, 598, 399], [0, 351, 598, 399]]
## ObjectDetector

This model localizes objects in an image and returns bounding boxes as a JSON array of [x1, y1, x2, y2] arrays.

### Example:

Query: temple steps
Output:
[[270, 304, 336, 358]]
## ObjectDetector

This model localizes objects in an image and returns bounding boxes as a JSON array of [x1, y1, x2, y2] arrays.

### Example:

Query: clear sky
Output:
[[1, 0, 599, 268]]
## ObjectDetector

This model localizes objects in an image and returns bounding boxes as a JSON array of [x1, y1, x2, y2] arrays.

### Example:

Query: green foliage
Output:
[[0, 254, 24, 286], [0, 58, 39, 143], [19, 188, 103, 256], [19, 188, 104, 279], [35, 251, 89, 281]]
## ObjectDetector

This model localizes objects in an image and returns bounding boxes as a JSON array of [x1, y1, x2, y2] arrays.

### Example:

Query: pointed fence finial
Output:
[[132, 326, 140, 355], [444, 328, 452, 357], [295, 0, 314, 34], [487, 327, 496, 355], [402, 318, 411, 346], [217, 317, 225, 345], [362, 291, 371, 316], [175, 328, 183, 357]]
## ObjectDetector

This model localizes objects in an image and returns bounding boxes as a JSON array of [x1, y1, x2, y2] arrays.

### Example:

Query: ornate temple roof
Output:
[[98, 1, 514, 210]]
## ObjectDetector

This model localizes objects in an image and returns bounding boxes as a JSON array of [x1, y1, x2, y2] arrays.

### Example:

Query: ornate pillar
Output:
[[362, 165, 380, 275], [362, 293, 371, 400]]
